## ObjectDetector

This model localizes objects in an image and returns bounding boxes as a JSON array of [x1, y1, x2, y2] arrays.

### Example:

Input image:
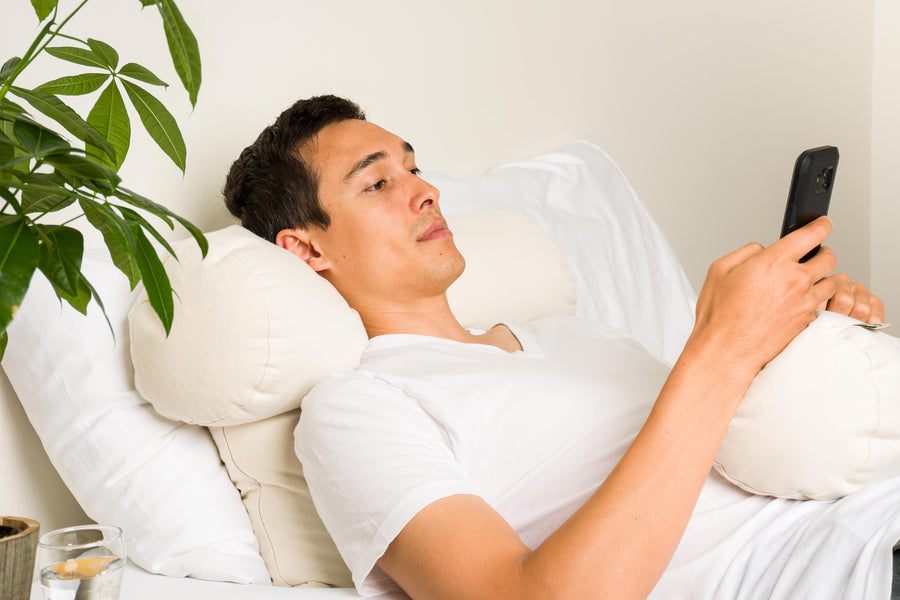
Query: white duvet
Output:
[[655, 470, 900, 599], [45, 472, 899, 600]]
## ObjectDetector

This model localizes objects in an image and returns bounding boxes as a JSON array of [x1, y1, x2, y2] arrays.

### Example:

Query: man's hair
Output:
[[223, 95, 367, 242]]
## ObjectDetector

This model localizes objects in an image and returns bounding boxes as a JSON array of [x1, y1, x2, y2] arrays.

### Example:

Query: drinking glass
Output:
[[36, 525, 126, 600]]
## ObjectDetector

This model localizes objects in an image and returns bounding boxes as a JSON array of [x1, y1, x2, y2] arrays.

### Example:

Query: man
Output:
[[224, 95, 886, 599]]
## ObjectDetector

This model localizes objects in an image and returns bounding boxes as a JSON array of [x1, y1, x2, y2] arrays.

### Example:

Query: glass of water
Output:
[[37, 525, 126, 600]]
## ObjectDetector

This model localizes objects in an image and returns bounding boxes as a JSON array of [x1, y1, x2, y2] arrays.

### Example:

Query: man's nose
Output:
[[410, 176, 440, 212]]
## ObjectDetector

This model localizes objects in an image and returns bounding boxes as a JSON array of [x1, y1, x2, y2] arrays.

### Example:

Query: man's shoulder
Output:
[[304, 369, 386, 407]]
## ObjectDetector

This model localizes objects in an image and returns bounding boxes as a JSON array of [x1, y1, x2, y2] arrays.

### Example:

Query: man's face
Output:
[[303, 119, 465, 311]]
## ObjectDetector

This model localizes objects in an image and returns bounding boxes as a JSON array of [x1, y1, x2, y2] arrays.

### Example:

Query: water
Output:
[[40, 556, 124, 600]]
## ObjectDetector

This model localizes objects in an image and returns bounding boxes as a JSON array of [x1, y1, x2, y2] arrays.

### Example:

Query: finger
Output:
[[812, 275, 839, 311], [712, 242, 765, 273], [826, 285, 858, 318], [801, 244, 837, 280], [848, 299, 872, 323], [816, 271, 844, 312], [842, 282, 887, 324], [871, 296, 887, 323], [772, 216, 833, 262], [850, 283, 873, 322]]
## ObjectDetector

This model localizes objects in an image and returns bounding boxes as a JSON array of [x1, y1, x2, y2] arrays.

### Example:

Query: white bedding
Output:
[[655, 471, 900, 599], [27, 469, 900, 600], [27, 562, 386, 600]]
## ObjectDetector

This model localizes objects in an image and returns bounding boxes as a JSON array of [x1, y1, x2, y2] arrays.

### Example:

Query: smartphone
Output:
[[780, 146, 839, 262]]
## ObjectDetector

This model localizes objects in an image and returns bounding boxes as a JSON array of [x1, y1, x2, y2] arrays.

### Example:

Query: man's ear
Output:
[[275, 227, 331, 272]]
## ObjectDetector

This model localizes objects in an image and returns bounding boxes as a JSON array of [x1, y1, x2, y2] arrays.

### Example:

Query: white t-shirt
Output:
[[296, 315, 900, 599]]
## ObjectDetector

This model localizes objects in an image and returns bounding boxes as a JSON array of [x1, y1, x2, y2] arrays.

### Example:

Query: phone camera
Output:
[[815, 166, 835, 194]]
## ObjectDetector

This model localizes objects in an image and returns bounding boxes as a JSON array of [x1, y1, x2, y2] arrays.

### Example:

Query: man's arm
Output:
[[378, 217, 878, 600]]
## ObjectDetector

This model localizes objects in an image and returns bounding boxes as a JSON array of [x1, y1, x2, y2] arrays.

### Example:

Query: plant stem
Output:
[[0, 0, 91, 103], [31, 0, 92, 67], [52, 33, 87, 45], [57, 213, 85, 228]]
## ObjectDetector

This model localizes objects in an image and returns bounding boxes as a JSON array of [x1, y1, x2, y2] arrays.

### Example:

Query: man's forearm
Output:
[[516, 334, 756, 600]]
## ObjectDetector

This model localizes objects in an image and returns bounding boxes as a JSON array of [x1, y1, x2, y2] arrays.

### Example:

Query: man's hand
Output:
[[690, 216, 838, 378], [819, 272, 886, 323], [689, 216, 885, 378]]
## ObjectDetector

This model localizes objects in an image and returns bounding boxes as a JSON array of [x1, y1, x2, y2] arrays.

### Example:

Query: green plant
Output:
[[0, 0, 207, 358]]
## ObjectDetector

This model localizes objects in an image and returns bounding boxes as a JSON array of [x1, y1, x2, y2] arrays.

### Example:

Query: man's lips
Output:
[[417, 218, 453, 241]]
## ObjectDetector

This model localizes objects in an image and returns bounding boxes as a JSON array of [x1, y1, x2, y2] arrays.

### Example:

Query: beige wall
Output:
[[872, 0, 900, 319], [1, 0, 892, 528]]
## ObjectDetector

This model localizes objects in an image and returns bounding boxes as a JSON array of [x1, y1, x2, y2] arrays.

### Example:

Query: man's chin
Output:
[[430, 250, 466, 293]]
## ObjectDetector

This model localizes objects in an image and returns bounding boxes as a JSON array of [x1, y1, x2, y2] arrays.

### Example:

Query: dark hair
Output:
[[223, 95, 367, 242]]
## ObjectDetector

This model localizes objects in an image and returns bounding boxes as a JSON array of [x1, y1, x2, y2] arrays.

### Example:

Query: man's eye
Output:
[[410, 167, 421, 176], [365, 180, 386, 193]]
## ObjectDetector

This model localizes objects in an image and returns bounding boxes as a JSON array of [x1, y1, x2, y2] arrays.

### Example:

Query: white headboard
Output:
[[2, 0, 897, 531]]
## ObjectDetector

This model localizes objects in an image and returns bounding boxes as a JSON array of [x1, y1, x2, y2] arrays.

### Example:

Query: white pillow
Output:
[[426, 140, 697, 366], [130, 210, 576, 426], [128, 208, 576, 587], [129, 225, 369, 427], [715, 311, 900, 500], [1, 251, 270, 584]]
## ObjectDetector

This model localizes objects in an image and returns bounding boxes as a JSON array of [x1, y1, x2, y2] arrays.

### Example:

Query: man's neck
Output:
[[356, 295, 522, 353]]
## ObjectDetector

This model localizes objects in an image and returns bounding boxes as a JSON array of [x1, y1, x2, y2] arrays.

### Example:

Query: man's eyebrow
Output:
[[344, 152, 386, 183], [343, 141, 416, 183]]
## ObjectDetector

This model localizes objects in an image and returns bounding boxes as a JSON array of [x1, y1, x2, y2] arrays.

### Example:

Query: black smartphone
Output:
[[780, 145, 839, 262]]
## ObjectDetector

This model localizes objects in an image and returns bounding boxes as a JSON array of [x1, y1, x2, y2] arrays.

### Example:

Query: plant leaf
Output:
[[86, 39, 120, 70], [0, 158, 33, 175], [120, 80, 185, 171], [0, 187, 21, 213], [79, 198, 140, 288], [137, 0, 159, 6], [0, 329, 7, 360], [35, 224, 83, 296], [0, 138, 15, 172], [0, 219, 40, 331], [133, 224, 173, 335], [115, 186, 207, 257], [35, 73, 110, 96], [118, 63, 168, 87], [45, 46, 107, 69], [171, 213, 207, 256], [52, 271, 92, 314], [0, 97, 28, 116], [86, 81, 130, 171], [157, 0, 201, 107], [0, 117, 37, 176], [14, 182, 84, 218], [30, 0, 58, 21], [1, 58, 22, 84], [81, 273, 113, 336], [21, 185, 76, 214], [45, 153, 121, 189], [8, 86, 116, 161], [117, 204, 175, 256], [112, 186, 173, 227], [12, 119, 70, 156]]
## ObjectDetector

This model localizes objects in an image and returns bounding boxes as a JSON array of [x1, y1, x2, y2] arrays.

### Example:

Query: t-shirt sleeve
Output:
[[295, 371, 475, 595]]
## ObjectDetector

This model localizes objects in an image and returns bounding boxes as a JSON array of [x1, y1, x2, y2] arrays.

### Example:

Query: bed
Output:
[[6, 141, 900, 599]]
